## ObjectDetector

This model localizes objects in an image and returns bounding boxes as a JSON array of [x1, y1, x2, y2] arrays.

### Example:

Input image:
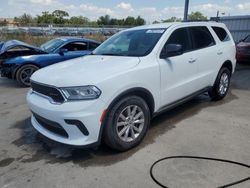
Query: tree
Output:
[[162, 17, 182, 23], [97, 15, 111, 25], [14, 13, 34, 25], [124, 16, 136, 26], [135, 16, 145, 26], [69, 16, 89, 25], [0, 19, 8, 26], [37, 11, 54, 24], [52, 10, 69, 24], [188, 11, 207, 21]]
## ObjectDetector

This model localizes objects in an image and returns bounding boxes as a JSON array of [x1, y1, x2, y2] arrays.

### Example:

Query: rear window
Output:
[[190, 26, 215, 50], [212, 27, 230, 42]]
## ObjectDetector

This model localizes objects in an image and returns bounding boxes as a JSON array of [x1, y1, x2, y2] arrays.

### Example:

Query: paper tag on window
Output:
[[146, 29, 165, 34]]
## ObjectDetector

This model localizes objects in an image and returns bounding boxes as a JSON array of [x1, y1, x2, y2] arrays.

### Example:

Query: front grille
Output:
[[31, 81, 65, 103], [33, 112, 68, 138]]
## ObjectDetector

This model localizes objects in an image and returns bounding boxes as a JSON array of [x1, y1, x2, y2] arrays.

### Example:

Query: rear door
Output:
[[188, 26, 217, 88], [158, 27, 199, 106]]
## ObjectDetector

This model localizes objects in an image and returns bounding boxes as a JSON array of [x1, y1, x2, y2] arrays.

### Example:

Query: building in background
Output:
[[211, 15, 250, 42]]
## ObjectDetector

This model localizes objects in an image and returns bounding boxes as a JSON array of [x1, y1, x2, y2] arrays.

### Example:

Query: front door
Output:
[[157, 27, 199, 107]]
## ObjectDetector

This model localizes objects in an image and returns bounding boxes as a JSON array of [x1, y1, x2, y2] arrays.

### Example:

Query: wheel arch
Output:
[[13, 62, 41, 79], [221, 60, 233, 74], [106, 87, 155, 117]]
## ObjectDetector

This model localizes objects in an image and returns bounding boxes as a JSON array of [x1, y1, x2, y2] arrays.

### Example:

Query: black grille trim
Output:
[[33, 113, 68, 138], [31, 81, 65, 103]]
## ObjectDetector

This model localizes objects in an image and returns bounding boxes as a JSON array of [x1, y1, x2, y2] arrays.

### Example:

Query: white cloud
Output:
[[1, 1, 249, 23], [116, 2, 134, 12], [191, 3, 232, 16], [80, 4, 113, 14], [30, 0, 55, 5], [236, 2, 250, 11]]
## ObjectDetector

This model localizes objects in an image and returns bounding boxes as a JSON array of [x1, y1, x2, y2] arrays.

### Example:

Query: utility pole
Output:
[[184, 0, 189, 21]]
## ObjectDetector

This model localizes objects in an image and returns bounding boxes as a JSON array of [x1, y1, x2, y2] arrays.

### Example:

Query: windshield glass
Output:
[[93, 29, 166, 57], [40, 39, 64, 53], [243, 35, 250, 42]]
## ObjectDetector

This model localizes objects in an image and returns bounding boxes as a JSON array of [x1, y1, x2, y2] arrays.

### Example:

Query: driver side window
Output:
[[161, 28, 191, 57], [62, 42, 88, 52]]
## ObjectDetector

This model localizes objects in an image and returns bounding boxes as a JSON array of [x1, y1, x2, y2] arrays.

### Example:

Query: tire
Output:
[[16, 64, 39, 87], [103, 96, 151, 151], [208, 67, 231, 101]]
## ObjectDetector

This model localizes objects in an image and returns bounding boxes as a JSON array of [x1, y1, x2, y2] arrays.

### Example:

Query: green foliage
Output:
[[162, 17, 182, 23], [11, 11, 145, 26], [0, 19, 8, 26], [97, 15, 145, 26], [14, 13, 35, 25], [188, 11, 207, 21]]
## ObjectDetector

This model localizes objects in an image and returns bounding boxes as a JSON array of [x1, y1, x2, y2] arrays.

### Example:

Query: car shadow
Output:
[[9, 91, 238, 167], [0, 78, 24, 88]]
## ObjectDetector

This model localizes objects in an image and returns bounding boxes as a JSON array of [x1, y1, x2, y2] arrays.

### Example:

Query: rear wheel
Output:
[[209, 67, 231, 101], [104, 96, 150, 151], [16, 64, 39, 87]]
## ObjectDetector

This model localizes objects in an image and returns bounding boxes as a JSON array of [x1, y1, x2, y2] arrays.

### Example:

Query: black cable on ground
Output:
[[150, 156, 250, 188]]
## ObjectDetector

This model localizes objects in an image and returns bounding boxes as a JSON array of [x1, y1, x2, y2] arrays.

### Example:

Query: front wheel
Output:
[[209, 67, 231, 101], [16, 64, 39, 87], [103, 96, 150, 151]]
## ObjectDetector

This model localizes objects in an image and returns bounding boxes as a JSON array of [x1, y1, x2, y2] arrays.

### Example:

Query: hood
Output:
[[0, 40, 44, 55], [237, 42, 250, 48], [31, 55, 140, 87]]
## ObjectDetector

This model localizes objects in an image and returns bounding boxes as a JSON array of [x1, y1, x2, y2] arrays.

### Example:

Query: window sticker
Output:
[[146, 29, 165, 34]]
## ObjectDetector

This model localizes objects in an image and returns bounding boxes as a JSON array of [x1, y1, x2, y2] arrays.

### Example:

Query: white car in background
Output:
[[27, 22, 236, 151]]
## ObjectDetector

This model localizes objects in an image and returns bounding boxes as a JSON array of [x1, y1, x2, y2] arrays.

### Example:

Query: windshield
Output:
[[93, 29, 166, 57], [40, 39, 64, 53], [243, 35, 250, 42]]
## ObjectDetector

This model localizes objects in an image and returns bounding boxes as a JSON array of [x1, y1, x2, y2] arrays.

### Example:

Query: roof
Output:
[[56, 37, 100, 44], [126, 21, 226, 31]]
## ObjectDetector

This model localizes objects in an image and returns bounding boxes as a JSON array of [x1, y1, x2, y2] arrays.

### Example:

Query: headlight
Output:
[[60, 86, 101, 100]]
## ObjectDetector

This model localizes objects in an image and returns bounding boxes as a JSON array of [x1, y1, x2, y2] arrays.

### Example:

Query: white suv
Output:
[[27, 22, 236, 151]]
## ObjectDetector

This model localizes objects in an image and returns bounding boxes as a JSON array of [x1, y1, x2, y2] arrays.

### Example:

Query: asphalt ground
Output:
[[0, 63, 250, 188]]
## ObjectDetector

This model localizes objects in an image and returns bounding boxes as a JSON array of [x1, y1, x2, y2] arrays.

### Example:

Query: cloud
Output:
[[116, 2, 134, 12], [0, 1, 248, 23], [191, 3, 232, 16], [30, 0, 55, 5], [236, 2, 250, 11]]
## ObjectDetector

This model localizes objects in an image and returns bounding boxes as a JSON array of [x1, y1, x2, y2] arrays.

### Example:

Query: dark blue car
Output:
[[0, 37, 100, 86]]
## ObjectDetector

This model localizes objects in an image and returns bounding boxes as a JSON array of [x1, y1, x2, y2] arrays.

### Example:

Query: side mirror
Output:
[[59, 48, 68, 55], [160, 44, 183, 58]]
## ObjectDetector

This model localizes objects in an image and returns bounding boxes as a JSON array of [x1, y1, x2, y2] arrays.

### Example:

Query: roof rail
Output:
[[182, 20, 213, 22]]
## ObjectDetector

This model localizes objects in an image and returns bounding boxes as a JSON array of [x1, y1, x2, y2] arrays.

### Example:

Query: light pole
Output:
[[184, 0, 189, 21]]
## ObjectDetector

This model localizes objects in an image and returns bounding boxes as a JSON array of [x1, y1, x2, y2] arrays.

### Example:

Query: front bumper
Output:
[[0, 64, 19, 79], [27, 90, 106, 146]]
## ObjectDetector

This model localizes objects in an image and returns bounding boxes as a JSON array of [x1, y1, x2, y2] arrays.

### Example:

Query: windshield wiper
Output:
[[98, 53, 126, 56]]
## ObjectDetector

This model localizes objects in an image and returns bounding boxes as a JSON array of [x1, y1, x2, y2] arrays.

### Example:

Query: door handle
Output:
[[188, 58, 196, 63], [217, 51, 223, 55]]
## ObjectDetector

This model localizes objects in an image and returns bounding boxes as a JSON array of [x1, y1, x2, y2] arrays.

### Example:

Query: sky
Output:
[[0, 0, 250, 23]]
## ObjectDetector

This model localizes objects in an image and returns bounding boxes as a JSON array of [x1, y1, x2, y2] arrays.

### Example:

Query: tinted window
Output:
[[62, 42, 87, 51], [89, 42, 99, 50], [190, 27, 215, 50], [243, 35, 250, 42], [212, 27, 230, 42], [162, 28, 191, 54]]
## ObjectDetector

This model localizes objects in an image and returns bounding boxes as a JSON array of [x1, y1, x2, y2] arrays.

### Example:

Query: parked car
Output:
[[0, 38, 100, 86], [236, 34, 250, 62], [27, 22, 236, 151]]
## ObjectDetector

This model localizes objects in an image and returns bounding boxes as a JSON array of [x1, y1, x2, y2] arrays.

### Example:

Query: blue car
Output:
[[0, 37, 100, 86]]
